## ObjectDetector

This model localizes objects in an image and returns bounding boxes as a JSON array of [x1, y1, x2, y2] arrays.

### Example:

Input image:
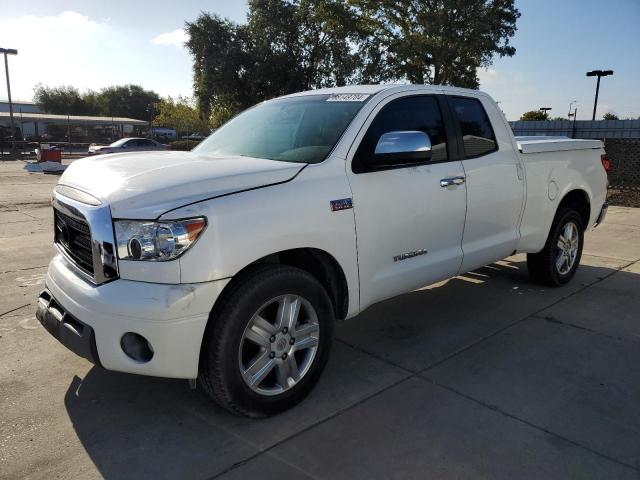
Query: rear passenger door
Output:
[[347, 94, 467, 309], [448, 95, 525, 273]]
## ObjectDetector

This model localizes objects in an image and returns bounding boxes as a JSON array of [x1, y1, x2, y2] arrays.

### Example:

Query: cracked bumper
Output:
[[43, 254, 229, 379]]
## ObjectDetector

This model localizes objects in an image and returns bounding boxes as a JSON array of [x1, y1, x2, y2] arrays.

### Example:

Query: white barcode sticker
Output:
[[326, 93, 370, 102]]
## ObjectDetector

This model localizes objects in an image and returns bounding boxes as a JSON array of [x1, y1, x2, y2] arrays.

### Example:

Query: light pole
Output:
[[1, 47, 18, 159], [568, 101, 578, 138], [147, 103, 156, 139], [539, 107, 552, 119], [586, 70, 613, 120]]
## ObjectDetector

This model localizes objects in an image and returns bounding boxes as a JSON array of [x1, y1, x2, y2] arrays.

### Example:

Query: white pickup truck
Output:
[[37, 84, 609, 417]]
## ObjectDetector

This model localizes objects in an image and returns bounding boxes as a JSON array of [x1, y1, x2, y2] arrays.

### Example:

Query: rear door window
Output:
[[450, 97, 497, 158]]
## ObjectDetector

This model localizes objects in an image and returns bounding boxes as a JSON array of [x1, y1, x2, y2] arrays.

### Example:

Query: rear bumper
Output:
[[595, 202, 608, 227], [42, 254, 230, 379]]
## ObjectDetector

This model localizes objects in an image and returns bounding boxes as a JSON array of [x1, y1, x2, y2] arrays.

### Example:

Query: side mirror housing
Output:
[[369, 131, 432, 168]]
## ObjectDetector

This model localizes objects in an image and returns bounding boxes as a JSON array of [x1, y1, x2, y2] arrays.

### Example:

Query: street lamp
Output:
[[586, 69, 613, 120], [567, 101, 578, 138], [146, 103, 157, 139], [0, 47, 18, 159]]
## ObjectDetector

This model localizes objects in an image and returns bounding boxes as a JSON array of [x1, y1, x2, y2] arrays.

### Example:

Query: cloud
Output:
[[0, 11, 131, 100], [477, 68, 498, 85], [152, 29, 189, 47], [0, 11, 193, 101], [476, 67, 540, 120]]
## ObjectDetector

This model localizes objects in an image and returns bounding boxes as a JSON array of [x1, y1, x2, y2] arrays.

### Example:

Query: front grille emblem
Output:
[[56, 218, 70, 248]]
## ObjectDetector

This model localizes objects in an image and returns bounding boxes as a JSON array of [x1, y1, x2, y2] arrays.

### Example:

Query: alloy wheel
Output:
[[555, 221, 580, 275], [238, 294, 320, 396]]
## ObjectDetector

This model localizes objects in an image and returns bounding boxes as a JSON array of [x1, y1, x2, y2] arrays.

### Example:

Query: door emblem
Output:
[[393, 249, 428, 262], [330, 198, 353, 212]]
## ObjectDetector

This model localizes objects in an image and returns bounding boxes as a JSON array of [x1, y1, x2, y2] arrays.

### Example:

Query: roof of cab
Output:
[[280, 83, 490, 99]]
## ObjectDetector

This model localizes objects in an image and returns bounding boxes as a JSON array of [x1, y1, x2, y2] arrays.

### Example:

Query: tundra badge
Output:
[[393, 249, 428, 262]]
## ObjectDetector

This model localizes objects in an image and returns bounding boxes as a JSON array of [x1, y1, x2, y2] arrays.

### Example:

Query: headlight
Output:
[[114, 218, 206, 261]]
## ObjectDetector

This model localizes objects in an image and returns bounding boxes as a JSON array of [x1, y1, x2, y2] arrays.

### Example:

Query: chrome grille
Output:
[[52, 186, 119, 285], [54, 209, 94, 275]]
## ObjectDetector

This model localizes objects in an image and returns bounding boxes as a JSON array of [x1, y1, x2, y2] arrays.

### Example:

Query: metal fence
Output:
[[605, 139, 640, 190], [510, 119, 640, 139]]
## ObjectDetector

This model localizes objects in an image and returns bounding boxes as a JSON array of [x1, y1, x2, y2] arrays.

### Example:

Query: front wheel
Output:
[[527, 208, 584, 286], [198, 265, 334, 417]]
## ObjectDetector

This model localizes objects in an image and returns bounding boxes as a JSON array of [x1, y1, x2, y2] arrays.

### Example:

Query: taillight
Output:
[[601, 154, 611, 172]]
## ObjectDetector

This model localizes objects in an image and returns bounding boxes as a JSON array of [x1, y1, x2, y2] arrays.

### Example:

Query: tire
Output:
[[527, 208, 584, 287], [198, 264, 334, 417]]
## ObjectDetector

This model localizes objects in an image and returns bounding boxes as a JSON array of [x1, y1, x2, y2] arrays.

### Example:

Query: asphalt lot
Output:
[[1, 160, 639, 480]]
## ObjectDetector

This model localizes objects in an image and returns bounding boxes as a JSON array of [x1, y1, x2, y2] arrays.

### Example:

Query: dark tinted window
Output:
[[450, 97, 497, 157], [354, 96, 448, 172]]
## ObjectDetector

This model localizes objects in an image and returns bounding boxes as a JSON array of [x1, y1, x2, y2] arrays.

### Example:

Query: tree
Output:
[[520, 110, 549, 121], [186, 0, 520, 121], [98, 85, 160, 120], [153, 96, 210, 135], [33, 84, 160, 120], [186, 0, 363, 122], [33, 84, 98, 115], [186, 13, 250, 121], [353, 0, 520, 88], [602, 112, 619, 120]]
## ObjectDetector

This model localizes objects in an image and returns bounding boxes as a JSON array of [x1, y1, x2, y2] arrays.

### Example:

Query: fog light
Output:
[[121, 332, 154, 362]]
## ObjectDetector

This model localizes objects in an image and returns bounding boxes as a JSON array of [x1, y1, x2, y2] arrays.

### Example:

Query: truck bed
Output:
[[515, 136, 602, 154]]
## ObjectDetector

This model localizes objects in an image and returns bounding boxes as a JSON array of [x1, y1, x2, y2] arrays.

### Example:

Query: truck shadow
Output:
[[64, 257, 636, 479]]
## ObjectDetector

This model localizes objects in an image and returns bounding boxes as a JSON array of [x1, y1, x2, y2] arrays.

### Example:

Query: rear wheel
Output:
[[527, 208, 584, 286], [198, 265, 334, 417]]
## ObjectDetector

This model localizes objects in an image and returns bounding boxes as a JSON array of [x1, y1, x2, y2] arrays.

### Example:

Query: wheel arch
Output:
[[208, 247, 349, 322], [198, 248, 349, 375], [557, 189, 591, 228]]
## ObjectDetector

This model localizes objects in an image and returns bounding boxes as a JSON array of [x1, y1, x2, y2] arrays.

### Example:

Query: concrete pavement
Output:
[[1, 160, 639, 479]]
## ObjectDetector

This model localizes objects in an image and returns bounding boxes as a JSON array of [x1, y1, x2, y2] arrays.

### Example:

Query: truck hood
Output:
[[58, 151, 305, 218]]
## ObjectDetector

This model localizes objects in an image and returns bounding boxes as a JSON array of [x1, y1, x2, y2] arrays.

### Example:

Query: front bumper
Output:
[[37, 289, 101, 366], [42, 254, 229, 379]]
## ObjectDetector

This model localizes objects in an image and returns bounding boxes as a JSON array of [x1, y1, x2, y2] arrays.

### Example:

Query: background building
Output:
[[0, 99, 147, 143]]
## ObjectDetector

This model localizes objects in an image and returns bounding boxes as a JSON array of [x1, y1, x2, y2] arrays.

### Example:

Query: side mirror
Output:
[[371, 131, 432, 168]]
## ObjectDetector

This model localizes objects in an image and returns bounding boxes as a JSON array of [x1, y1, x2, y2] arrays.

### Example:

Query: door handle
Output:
[[440, 176, 465, 187]]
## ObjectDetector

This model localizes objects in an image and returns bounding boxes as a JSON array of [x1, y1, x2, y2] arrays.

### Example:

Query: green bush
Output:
[[170, 139, 202, 151]]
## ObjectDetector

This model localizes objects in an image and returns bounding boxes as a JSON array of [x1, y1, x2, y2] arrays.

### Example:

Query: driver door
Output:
[[347, 94, 467, 310]]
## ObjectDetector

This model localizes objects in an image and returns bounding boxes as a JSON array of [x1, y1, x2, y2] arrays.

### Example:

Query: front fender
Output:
[[163, 163, 361, 317]]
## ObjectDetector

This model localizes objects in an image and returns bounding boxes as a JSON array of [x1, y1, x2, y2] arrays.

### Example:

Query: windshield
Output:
[[110, 138, 130, 147], [193, 94, 369, 164]]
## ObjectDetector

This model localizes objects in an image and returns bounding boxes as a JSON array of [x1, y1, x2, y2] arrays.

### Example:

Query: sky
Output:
[[0, 0, 638, 120]]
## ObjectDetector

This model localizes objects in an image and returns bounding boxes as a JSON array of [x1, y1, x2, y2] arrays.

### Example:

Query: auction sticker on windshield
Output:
[[326, 94, 370, 102]]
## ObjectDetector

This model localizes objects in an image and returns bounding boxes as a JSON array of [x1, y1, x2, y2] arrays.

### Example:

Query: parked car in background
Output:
[[39, 84, 608, 417], [88, 138, 169, 155]]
